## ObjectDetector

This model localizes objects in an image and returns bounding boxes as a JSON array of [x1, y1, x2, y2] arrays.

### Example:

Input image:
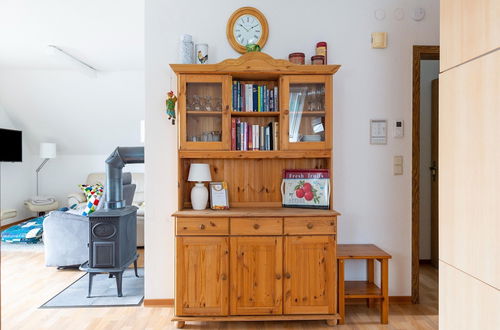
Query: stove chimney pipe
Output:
[[105, 146, 144, 209]]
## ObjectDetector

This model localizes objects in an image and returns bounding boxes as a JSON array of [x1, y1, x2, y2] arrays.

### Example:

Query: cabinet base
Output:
[[173, 314, 340, 327]]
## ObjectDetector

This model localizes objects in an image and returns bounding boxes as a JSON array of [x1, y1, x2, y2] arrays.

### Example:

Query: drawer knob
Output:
[[253, 223, 260, 230], [221, 274, 227, 280], [276, 274, 282, 280], [307, 223, 314, 229], [285, 272, 291, 279], [199, 224, 206, 230]]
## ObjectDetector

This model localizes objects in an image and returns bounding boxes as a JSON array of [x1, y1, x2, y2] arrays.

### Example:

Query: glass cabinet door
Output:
[[179, 75, 231, 150], [281, 76, 332, 150]]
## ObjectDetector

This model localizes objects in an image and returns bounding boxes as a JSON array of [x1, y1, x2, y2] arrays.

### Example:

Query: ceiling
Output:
[[0, 0, 145, 155], [0, 0, 144, 70]]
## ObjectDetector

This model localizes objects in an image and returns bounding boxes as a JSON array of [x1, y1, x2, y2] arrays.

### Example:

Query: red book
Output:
[[231, 118, 236, 150]]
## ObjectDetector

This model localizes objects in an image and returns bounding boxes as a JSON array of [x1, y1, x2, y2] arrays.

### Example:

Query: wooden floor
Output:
[[1, 249, 438, 329]]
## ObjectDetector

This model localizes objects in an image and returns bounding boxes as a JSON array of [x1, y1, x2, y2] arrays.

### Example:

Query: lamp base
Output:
[[191, 182, 209, 210]]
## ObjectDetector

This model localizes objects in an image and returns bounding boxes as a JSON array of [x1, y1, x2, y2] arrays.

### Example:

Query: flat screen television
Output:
[[0, 128, 22, 162]]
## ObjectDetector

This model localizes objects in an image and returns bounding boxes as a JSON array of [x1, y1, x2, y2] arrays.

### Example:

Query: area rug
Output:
[[40, 268, 144, 308]]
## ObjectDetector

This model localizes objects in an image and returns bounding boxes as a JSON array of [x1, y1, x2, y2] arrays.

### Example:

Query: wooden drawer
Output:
[[231, 218, 283, 235], [284, 217, 336, 235], [176, 217, 229, 235]]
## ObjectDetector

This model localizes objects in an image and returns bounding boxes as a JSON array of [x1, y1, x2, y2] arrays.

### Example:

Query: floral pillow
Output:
[[78, 183, 104, 216]]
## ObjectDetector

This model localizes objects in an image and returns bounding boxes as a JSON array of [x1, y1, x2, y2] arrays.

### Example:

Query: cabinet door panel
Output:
[[230, 236, 283, 315], [284, 235, 336, 314], [176, 237, 229, 316]]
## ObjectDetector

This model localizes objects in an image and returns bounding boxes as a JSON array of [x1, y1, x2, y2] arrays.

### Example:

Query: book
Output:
[[274, 86, 279, 111], [231, 118, 236, 150], [236, 118, 241, 150], [259, 126, 265, 150], [248, 123, 253, 150], [273, 122, 279, 150]]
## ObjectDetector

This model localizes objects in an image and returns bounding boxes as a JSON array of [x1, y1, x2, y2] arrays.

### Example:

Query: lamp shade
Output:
[[40, 143, 57, 159], [188, 163, 212, 182]]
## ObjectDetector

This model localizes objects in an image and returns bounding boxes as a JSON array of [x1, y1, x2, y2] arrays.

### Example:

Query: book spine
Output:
[[268, 122, 273, 150], [237, 81, 241, 111], [236, 119, 241, 150], [251, 84, 257, 112], [231, 118, 236, 150], [247, 84, 252, 111], [248, 123, 253, 150], [273, 122, 279, 150], [259, 126, 266, 150], [274, 86, 278, 111], [269, 89, 273, 112], [257, 86, 261, 112], [232, 81, 236, 111], [254, 125, 259, 150], [264, 86, 268, 111]]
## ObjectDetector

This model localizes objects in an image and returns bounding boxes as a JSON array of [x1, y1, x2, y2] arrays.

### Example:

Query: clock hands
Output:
[[249, 25, 259, 30], [238, 23, 249, 32]]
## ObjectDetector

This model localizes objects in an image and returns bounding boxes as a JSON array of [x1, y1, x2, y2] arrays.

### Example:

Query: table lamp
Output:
[[188, 163, 212, 210], [36, 142, 57, 197]]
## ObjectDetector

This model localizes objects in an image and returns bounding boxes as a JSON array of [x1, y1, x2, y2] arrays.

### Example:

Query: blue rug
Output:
[[40, 268, 144, 308]]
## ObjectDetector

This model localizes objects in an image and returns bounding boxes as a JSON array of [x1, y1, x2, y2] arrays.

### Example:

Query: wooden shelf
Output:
[[344, 281, 383, 299], [173, 207, 341, 218], [231, 111, 280, 117], [179, 150, 331, 159], [186, 111, 222, 115]]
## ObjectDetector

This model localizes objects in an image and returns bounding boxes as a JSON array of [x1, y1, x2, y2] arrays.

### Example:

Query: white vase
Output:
[[191, 182, 208, 210]]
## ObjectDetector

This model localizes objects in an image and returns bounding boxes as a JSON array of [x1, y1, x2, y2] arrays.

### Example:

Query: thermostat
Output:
[[394, 120, 404, 138]]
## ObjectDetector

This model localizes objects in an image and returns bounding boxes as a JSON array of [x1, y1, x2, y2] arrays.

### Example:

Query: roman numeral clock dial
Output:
[[227, 7, 269, 54]]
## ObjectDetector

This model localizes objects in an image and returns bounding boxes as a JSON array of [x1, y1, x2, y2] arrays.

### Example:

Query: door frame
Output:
[[411, 45, 439, 304]]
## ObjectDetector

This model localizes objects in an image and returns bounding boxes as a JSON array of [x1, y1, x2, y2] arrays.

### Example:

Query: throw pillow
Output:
[[79, 183, 104, 216]]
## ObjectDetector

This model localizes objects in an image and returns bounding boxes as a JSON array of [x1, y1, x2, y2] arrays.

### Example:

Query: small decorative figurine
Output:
[[166, 91, 177, 125], [246, 43, 261, 52]]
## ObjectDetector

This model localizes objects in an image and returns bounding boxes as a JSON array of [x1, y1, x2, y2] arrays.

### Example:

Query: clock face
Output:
[[233, 14, 263, 46]]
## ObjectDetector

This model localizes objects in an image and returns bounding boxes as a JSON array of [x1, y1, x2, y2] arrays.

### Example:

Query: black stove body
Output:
[[89, 206, 137, 268]]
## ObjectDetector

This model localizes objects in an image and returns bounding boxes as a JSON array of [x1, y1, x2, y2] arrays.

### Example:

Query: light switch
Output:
[[394, 155, 403, 175], [372, 32, 387, 48]]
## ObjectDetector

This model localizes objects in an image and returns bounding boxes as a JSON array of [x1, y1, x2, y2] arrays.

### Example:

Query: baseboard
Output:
[[0, 217, 35, 230], [346, 296, 412, 305], [144, 296, 412, 308], [143, 299, 174, 307]]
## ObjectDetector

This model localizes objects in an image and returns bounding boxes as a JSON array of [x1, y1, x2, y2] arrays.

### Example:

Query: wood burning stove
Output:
[[80, 147, 144, 298]]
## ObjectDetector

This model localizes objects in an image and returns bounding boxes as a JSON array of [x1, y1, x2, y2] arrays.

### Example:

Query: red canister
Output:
[[316, 42, 327, 64], [288, 52, 305, 65], [311, 55, 325, 65]]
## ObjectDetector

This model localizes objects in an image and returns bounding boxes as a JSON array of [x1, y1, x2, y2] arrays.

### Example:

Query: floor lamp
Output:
[[36, 143, 57, 197]]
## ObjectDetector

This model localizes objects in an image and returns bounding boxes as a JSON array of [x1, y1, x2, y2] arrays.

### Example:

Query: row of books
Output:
[[232, 81, 279, 112], [231, 118, 279, 151]]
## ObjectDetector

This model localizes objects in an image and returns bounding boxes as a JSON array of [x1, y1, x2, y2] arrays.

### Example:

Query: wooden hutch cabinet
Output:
[[171, 52, 341, 328]]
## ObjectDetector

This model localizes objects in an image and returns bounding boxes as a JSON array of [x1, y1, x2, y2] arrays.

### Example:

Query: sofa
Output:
[[67, 172, 145, 246], [43, 172, 144, 268]]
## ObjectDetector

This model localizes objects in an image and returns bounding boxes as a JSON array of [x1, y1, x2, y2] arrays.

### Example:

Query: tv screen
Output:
[[0, 128, 22, 162]]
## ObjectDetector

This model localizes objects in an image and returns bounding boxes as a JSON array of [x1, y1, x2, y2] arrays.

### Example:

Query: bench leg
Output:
[[380, 259, 389, 324], [367, 259, 375, 307], [338, 259, 345, 325]]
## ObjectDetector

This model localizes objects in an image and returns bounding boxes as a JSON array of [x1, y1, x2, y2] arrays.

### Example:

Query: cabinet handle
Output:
[[284, 109, 289, 115], [276, 274, 282, 280], [285, 272, 291, 279], [253, 223, 260, 230], [221, 274, 227, 280], [307, 223, 314, 229], [199, 224, 206, 230]]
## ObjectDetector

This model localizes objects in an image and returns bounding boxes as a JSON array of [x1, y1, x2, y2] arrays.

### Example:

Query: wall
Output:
[[439, 0, 500, 327], [419, 60, 439, 260], [145, 0, 439, 299], [0, 105, 34, 225]]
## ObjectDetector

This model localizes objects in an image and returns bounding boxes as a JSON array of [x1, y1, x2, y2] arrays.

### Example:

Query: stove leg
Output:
[[115, 272, 123, 297], [87, 273, 94, 298], [134, 259, 139, 277]]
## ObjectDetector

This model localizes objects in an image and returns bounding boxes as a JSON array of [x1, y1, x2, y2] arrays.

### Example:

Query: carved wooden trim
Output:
[[170, 52, 341, 75]]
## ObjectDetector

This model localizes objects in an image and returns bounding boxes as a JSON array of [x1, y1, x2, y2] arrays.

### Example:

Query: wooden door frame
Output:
[[412, 45, 439, 304]]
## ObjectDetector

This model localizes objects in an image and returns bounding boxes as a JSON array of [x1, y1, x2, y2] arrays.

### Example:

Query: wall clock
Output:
[[226, 7, 269, 54]]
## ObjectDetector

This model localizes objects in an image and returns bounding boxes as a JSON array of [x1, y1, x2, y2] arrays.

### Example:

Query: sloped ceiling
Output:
[[0, 0, 145, 155]]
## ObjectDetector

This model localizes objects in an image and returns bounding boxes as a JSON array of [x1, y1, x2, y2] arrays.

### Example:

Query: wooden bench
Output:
[[337, 244, 392, 324]]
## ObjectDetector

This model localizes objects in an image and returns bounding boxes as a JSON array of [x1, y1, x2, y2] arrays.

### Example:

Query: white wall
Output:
[[145, 0, 439, 298], [419, 60, 439, 260], [0, 105, 34, 225]]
